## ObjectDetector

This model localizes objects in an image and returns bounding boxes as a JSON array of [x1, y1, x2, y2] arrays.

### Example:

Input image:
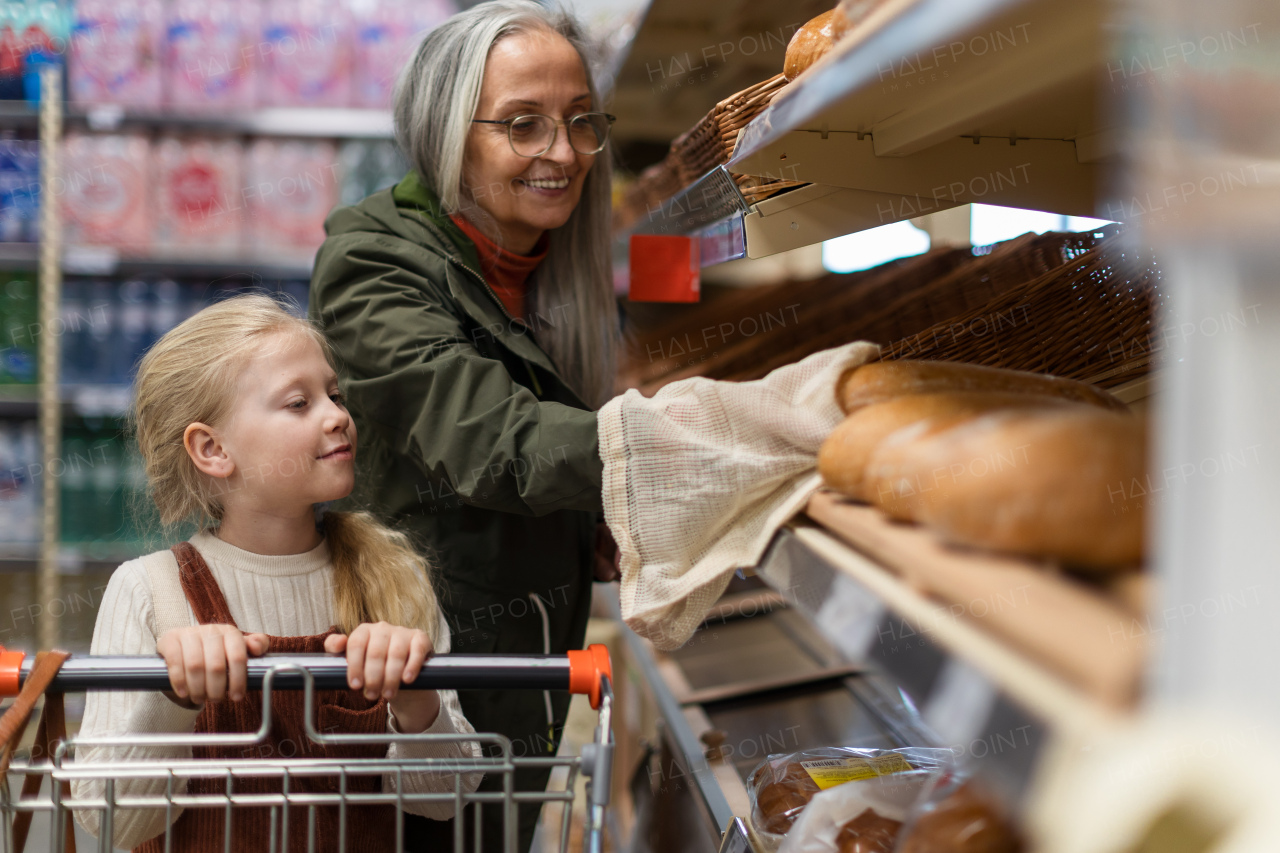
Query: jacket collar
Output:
[[388, 172, 580, 403]]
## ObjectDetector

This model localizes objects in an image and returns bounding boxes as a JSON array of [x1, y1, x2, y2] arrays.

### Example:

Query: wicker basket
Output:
[[627, 227, 1161, 393], [614, 74, 797, 235]]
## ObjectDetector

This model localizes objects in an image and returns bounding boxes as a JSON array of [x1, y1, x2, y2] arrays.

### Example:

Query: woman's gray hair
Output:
[[393, 0, 618, 408]]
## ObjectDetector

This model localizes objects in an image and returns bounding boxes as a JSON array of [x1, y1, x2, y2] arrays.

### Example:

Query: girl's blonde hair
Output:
[[130, 293, 440, 638]]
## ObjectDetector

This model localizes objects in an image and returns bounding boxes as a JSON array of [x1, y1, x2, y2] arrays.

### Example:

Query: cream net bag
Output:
[[600, 342, 881, 650]]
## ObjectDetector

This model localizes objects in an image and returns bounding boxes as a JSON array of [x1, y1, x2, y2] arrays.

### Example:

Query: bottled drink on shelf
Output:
[[0, 137, 40, 242], [0, 271, 38, 384]]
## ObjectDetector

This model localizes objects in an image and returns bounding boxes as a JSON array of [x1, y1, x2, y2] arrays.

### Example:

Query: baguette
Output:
[[864, 408, 1146, 570], [818, 392, 1079, 500], [836, 360, 1127, 415], [784, 9, 849, 82]]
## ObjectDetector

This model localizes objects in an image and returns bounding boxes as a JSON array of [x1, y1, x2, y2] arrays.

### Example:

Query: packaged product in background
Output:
[[58, 434, 92, 544], [1, 0, 72, 102], [244, 137, 339, 254], [337, 138, 406, 205], [748, 747, 954, 853], [0, 137, 40, 242], [258, 0, 352, 107], [895, 775, 1022, 853], [69, 0, 164, 108], [0, 271, 38, 384], [348, 0, 454, 109], [154, 135, 244, 253], [0, 419, 40, 546], [150, 278, 184, 340], [84, 279, 116, 384], [280, 279, 310, 315], [165, 0, 261, 112], [113, 278, 150, 383], [60, 132, 153, 251]]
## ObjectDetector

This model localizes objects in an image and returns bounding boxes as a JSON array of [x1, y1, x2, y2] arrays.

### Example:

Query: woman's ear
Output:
[[183, 423, 235, 479]]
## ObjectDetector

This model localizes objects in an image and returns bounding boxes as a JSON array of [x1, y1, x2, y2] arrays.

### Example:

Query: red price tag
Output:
[[628, 234, 700, 302]]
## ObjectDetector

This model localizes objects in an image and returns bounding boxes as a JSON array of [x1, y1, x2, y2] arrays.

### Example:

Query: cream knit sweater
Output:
[[71, 529, 481, 850]]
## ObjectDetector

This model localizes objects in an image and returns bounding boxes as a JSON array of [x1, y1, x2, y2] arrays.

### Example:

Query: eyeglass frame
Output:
[[470, 111, 617, 157]]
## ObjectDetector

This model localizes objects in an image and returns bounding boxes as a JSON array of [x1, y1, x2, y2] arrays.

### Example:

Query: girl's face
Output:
[[199, 332, 357, 513], [462, 28, 597, 254]]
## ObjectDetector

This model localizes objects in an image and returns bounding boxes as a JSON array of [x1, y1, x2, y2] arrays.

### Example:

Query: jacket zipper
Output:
[[445, 255, 544, 398]]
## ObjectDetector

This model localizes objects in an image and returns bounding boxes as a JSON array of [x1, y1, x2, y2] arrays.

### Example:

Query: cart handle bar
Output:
[[0, 644, 613, 709]]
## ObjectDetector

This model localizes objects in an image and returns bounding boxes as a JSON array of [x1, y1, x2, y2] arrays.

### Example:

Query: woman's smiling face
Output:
[[463, 27, 597, 253]]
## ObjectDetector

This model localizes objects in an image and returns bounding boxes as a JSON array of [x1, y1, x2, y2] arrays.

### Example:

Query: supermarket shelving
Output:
[[0, 242, 313, 279], [626, 0, 1111, 260], [0, 101, 394, 139]]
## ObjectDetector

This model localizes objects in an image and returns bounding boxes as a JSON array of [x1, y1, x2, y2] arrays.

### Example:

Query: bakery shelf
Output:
[[625, 0, 1113, 261], [0, 101, 393, 139], [754, 515, 1124, 811], [0, 243, 313, 279]]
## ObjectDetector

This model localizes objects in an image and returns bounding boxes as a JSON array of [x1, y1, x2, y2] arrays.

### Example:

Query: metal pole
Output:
[[36, 64, 62, 652]]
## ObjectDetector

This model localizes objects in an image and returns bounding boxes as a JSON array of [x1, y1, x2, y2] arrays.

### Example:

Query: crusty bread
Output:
[[837, 360, 1127, 415], [784, 9, 848, 82], [864, 408, 1147, 570], [818, 392, 1080, 500]]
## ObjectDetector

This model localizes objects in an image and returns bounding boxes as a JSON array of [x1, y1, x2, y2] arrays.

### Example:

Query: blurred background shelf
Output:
[[0, 102, 395, 138]]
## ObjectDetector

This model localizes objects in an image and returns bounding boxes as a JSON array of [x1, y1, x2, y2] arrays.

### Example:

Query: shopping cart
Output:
[[0, 643, 614, 853]]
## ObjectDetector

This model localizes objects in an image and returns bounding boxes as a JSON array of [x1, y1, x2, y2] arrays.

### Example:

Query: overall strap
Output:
[[171, 542, 238, 628], [0, 650, 76, 853]]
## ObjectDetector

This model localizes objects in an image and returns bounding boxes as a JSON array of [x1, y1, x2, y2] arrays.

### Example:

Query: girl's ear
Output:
[[184, 423, 235, 479]]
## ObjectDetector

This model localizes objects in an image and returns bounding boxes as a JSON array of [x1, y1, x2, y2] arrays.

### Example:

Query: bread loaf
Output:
[[818, 392, 1079, 500], [864, 408, 1146, 570], [784, 9, 848, 81], [898, 785, 1021, 853], [836, 360, 1127, 415], [837, 808, 903, 853], [753, 760, 822, 834]]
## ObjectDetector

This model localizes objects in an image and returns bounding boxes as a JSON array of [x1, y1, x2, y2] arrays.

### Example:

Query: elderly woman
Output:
[[309, 1, 618, 849]]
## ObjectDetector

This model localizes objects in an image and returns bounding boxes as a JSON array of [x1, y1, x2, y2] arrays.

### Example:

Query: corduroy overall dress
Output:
[[135, 542, 396, 853]]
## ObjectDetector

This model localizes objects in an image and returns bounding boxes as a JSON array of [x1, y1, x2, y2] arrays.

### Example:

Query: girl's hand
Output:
[[324, 622, 441, 733], [156, 624, 270, 707]]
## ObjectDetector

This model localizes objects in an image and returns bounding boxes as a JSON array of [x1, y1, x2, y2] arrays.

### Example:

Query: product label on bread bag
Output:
[[799, 754, 914, 789]]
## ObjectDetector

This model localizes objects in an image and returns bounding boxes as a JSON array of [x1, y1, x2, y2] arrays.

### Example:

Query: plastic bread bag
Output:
[[894, 771, 1023, 853], [748, 747, 955, 852]]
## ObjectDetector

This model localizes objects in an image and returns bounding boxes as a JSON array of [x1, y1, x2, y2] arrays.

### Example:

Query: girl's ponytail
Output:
[[322, 510, 442, 642]]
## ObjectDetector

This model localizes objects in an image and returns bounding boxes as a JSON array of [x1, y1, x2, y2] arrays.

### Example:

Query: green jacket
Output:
[[309, 172, 603, 653]]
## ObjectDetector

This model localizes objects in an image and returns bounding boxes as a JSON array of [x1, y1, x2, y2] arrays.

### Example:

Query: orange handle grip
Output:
[[0, 644, 25, 698], [567, 643, 612, 710]]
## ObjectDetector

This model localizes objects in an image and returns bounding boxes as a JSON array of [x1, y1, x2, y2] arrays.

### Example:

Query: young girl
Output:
[[72, 293, 481, 851]]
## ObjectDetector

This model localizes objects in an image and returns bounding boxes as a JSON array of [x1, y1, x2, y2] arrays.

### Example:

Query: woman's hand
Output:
[[594, 522, 621, 582], [324, 622, 441, 733], [156, 624, 270, 707]]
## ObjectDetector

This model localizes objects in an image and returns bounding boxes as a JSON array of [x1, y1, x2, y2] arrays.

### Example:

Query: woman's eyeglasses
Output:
[[471, 112, 616, 157]]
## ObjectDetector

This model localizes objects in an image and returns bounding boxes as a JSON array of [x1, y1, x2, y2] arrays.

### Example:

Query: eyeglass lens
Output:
[[509, 114, 610, 156]]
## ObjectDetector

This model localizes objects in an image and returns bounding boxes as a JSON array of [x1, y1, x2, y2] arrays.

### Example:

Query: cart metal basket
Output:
[[0, 644, 614, 853]]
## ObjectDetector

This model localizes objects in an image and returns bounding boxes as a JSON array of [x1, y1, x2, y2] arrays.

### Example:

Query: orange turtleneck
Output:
[[450, 215, 548, 321]]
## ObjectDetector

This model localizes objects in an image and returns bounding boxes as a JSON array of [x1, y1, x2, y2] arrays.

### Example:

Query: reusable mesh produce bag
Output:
[[600, 342, 880, 649]]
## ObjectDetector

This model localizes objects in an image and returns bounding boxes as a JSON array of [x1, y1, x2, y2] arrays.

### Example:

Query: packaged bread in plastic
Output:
[[748, 747, 953, 851], [896, 774, 1022, 853]]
